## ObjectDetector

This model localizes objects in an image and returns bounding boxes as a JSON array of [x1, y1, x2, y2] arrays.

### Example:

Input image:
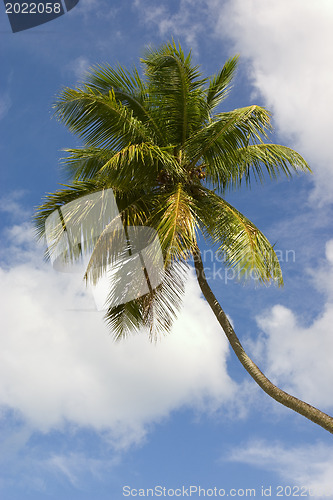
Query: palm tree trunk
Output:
[[193, 247, 333, 434]]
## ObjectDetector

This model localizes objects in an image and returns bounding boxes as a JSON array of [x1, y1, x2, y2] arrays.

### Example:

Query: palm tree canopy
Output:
[[35, 41, 311, 339]]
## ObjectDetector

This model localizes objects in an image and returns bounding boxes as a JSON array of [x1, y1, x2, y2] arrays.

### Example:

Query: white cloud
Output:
[[133, 0, 211, 51], [0, 215, 236, 448], [228, 439, 333, 499], [43, 452, 119, 486], [325, 240, 333, 264], [254, 239, 333, 410], [67, 56, 91, 80], [0, 190, 29, 220], [214, 0, 333, 204]]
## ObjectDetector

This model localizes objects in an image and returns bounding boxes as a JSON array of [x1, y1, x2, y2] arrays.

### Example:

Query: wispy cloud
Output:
[[133, 0, 213, 51], [44, 452, 119, 486], [0, 190, 29, 220], [66, 56, 91, 80], [228, 439, 333, 499]]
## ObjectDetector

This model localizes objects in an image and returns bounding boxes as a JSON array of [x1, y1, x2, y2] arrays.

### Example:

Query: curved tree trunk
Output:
[[193, 247, 333, 434]]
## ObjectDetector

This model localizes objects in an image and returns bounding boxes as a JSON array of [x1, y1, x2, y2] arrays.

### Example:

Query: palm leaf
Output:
[[60, 147, 115, 180], [53, 87, 153, 149], [151, 184, 199, 264], [104, 259, 188, 340], [196, 189, 283, 285], [97, 142, 185, 185], [203, 143, 312, 191], [231, 143, 312, 185], [206, 54, 239, 113], [86, 63, 164, 143], [83, 195, 153, 286], [34, 180, 106, 241], [142, 40, 207, 144], [186, 105, 272, 177]]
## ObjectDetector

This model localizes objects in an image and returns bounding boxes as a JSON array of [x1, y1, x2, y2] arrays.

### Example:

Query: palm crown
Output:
[[35, 41, 310, 340]]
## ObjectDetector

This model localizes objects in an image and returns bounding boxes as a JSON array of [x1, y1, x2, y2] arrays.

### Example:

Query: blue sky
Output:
[[1, 0, 333, 498]]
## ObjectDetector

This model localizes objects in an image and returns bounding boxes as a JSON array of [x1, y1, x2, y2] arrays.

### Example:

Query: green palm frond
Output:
[[186, 105, 272, 181], [104, 259, 188, 340], [231, 143, 312, 186], [151, 184, 199, 264], [86, 63, 164, 143], [53, 87, 153, 149], [202, 143, 312, 191], [143, 40, 204, 94], [35, 183, 127, 269], [97, 142, 185, 185], [87, 63, 146, 101], [142, 41, 207, 144], [62, 143, 176, 191], [197, 189, 283, 285], [60, 147, 115, 180], [206, 54, 239, 113], [34, 180, 105, 241], [83, 194, 153, 286], [104, 299, 145, 340]]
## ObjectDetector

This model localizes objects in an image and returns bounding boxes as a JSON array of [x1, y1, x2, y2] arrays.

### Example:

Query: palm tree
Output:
[[35, 41, 333, 433]]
